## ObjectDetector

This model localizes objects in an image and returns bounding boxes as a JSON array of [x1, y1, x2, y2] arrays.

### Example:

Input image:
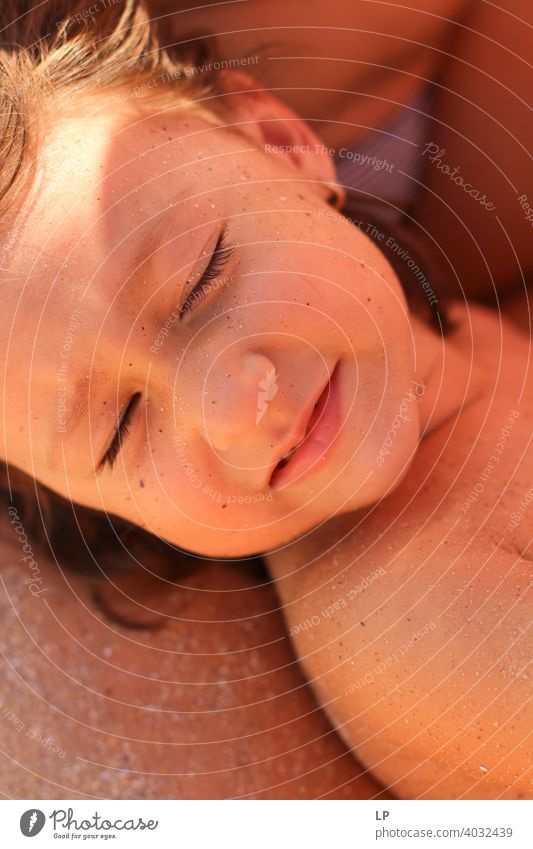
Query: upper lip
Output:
[[267, 365, 335, 485]]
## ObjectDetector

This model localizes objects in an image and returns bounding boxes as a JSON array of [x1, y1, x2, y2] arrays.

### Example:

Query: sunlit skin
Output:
[[0, 86, 464, 559], [151, 0, 533, 301], [150, 0, 469, 148], [1, 82, 531, 800], [268, 306, 533, 799]]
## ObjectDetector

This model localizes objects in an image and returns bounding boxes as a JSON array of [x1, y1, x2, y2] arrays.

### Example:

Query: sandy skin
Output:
[[267, 303, 533, 799]]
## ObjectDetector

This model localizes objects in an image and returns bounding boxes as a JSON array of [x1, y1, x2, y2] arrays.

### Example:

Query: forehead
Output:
[[2, 101, 248, 306], [31, 103, 221, 237]]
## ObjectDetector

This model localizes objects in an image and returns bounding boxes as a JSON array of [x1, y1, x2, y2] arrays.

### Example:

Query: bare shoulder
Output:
[[267, 494, 532, 799], [267, 304, 533, 797]]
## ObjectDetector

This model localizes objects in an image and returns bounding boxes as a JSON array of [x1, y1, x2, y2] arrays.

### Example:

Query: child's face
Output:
[[1, 99, 421, 556]]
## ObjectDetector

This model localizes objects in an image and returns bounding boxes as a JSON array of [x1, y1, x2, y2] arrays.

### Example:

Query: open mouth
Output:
[[269, 360, 343, 490], [274, 393, 324, 470]]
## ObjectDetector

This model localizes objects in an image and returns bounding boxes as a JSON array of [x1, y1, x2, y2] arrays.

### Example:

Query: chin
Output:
[[180, 528, 271, 561], [329, 445, 416, 515]]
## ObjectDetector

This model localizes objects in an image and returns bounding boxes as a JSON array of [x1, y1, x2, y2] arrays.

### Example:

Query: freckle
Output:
[[360, 620, 366, 626], [221, 503, 227, 508], [139, 480, 144, 488]]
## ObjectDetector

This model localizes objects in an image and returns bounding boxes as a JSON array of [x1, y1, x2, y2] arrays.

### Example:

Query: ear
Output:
[[218, 71, 338, 201]]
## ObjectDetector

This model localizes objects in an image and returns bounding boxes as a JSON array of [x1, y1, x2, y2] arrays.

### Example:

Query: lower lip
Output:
[[270, 360, 344, 491]]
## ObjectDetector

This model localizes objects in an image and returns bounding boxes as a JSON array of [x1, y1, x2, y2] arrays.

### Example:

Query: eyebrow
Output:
[[48, 372, 96, 472], [48, 209, 177, 472]]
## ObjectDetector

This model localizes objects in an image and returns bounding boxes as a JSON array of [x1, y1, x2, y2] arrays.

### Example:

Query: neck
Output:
[[410, 313, 484, 439]]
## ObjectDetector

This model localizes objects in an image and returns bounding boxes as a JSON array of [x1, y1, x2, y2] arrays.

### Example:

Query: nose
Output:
[[201, 351, 279, 452]]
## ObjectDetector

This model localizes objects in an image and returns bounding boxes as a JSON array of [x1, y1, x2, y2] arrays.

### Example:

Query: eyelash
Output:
[[99, 392, 142, 472], [98, 234, 234, 472], [180, 230, 235, 317]]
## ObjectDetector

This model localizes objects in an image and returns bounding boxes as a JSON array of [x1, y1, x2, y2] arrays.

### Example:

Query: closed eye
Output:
[[97, 392, 142, 473], [179, 227, 234, 317]]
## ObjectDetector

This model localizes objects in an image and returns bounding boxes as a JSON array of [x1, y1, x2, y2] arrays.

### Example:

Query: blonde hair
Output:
[[0, 0, 222, 226], [0, 0, 244, 611]]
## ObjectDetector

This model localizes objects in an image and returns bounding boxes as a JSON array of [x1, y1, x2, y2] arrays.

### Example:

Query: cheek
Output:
[[139, 438, 254, 523]]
